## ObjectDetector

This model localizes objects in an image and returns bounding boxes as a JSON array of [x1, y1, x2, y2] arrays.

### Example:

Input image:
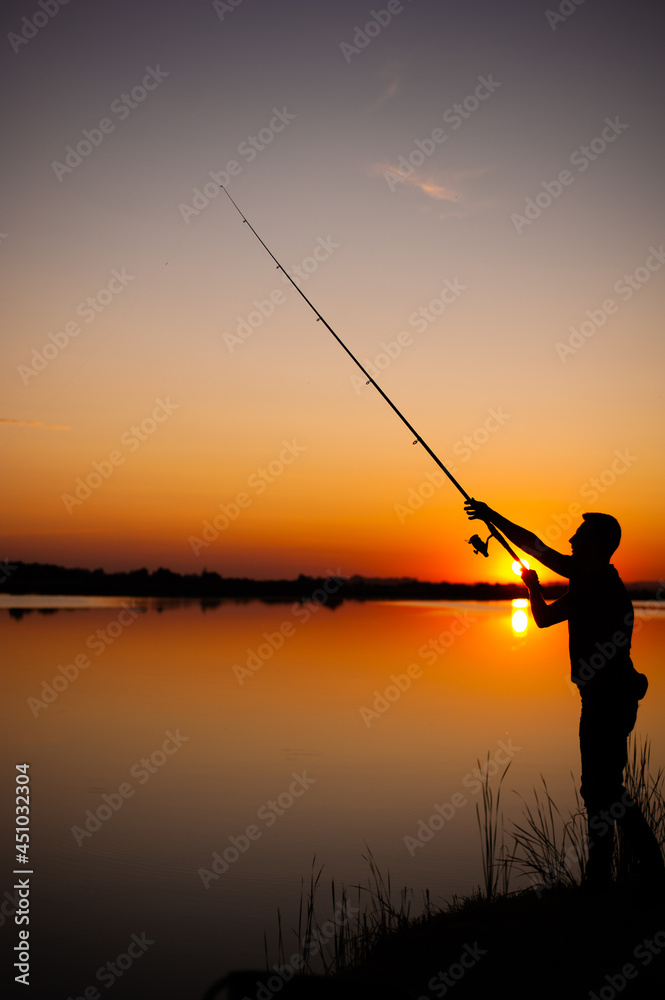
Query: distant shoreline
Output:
[[1, 560, 662, 604]]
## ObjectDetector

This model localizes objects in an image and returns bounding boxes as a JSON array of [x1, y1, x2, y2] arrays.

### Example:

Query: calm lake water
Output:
[[2, 596, 664, 998]]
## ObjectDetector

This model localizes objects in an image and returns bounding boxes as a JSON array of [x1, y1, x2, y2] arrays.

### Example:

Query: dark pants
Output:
[[579, 692, 664, 885]]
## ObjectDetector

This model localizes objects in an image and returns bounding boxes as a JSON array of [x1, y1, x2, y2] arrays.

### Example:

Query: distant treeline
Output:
[[1, 561, 660, 604]]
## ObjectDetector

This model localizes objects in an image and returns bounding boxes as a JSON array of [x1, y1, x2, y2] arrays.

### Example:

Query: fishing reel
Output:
[[467, 533, 491, 557]]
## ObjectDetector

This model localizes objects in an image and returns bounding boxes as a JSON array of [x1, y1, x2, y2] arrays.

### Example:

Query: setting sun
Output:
[[512, 559, 529, 577]]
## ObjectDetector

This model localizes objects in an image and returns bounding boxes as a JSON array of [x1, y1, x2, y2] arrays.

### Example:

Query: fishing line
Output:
[[221, 186, 525, 570]]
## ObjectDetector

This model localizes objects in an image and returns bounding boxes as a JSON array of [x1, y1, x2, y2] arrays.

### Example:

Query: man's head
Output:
[[569, 512, 621, 562]]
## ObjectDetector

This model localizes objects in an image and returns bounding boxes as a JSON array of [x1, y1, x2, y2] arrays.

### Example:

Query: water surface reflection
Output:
[[2, 598, 663, 998]]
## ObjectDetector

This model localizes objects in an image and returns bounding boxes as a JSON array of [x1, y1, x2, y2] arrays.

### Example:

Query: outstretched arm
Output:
[[464, 499, 573, 578]]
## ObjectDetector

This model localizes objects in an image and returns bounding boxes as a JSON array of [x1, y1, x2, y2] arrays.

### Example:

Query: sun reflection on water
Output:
[[511, 598, 529, 633]]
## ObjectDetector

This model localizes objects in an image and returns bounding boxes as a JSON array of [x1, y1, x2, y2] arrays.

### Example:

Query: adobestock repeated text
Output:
[[61, 398, 180, 513], [383, 74, 501, 191], [339, 2, 414, 63], [178, 107, 296, 224], [394, 407, 511, 524], [234, 571, 347, 685], [189, 439, 306, 555], [71, 731, 189, 847], [511, 116, 628, 234], [351, 278, 467, 394], [360, 609, 477, 727], [545, 0, 586, 31], [51, 66, 170, 182], [8, 0, 71, 54], [404, 740, 522, 856], [539, 448, 637, 546], [223, 236, 340, 353], [197, 771, 317, 888], [555, 245, 665, 362], [17, 268, 135, 384], [27, 602, 144, 717]]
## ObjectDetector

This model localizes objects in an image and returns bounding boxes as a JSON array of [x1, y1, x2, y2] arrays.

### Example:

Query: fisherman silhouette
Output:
[[464, 500, 665, 893]]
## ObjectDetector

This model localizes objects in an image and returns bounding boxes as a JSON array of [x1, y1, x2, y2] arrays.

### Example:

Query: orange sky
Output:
[[2, 0, 664, 584]]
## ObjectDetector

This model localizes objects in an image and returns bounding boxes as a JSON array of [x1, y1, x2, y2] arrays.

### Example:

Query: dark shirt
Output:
[[566, 565, 634, 694]]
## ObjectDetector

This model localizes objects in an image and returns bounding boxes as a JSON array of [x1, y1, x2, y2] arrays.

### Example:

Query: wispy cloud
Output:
[[0, 419, 71, 430], [368, 162, 461, 202], [366, 60, 405, 111], [368, 162, 496, 218]]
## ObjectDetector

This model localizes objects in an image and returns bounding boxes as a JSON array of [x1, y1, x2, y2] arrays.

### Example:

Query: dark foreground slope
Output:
[[345, 884, 665, 999], [207, 884, 664, 999]]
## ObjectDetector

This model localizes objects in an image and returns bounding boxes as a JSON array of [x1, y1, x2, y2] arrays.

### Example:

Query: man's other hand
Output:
[[521, 568, 540, 590]]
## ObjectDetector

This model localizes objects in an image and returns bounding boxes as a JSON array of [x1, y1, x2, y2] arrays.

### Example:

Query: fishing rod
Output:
[[220, 186, 525, 570]]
